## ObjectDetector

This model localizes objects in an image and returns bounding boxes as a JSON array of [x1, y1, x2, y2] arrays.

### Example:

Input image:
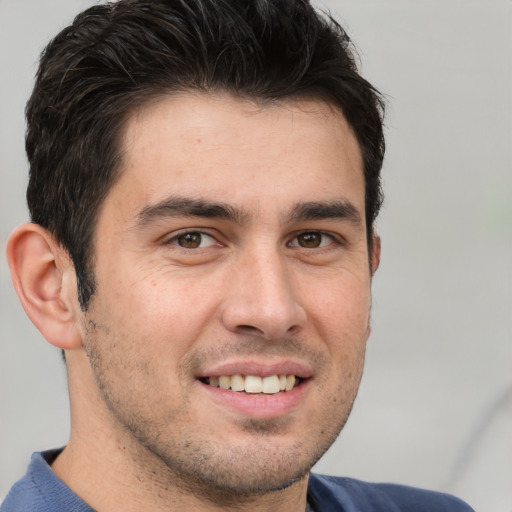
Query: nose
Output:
[[220, 250, 307, 340]]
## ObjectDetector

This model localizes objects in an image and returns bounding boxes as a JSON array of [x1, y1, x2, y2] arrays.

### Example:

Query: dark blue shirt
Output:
[[2, 450, 475, 511]]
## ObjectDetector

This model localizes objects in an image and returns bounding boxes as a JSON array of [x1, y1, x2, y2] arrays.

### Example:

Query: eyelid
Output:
[[162, 228, 221, 248], [287, 230, 342, 248]]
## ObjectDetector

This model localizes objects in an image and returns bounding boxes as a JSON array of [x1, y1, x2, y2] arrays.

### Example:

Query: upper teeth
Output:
[[208, 374, 296, 394]]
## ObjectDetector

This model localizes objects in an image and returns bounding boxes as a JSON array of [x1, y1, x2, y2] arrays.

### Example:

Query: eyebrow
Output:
[[135, 196, 249, 227], [287, 200, 362, 225], [135, 196, 362, 229]]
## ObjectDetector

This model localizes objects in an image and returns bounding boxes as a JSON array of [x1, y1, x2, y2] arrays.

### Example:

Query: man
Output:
[[2, 1, 474, 510]]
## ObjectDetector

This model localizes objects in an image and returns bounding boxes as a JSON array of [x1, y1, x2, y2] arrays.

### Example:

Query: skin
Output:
[[8, 92, 380, 512]]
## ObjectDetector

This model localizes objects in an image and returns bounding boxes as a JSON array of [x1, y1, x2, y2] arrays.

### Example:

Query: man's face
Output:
[[79, 93, 377, 497]]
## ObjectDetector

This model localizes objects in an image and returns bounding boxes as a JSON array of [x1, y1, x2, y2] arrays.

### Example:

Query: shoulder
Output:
[[1, 450, 93, 512], [307, 473, 475, 512]]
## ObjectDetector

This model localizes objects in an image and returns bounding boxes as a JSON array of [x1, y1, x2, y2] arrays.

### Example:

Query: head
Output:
[[25, 0, 384, 311], [9, 0, 385, 507]]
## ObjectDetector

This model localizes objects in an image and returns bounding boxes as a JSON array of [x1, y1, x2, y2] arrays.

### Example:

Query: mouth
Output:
[[196, 362, 312, 418], [199, 374, 304, 395]]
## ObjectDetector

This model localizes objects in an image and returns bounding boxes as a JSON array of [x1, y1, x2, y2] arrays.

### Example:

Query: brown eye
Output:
[[167, 231, 217, 250], [290, 231, 337, 249], [176, 232, 204, 248], [296, 232, 322, 248]]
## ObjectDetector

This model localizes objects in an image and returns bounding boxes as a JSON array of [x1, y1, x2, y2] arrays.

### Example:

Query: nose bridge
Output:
[[248, 245, 293, 311], [221, 241, 306, 339]]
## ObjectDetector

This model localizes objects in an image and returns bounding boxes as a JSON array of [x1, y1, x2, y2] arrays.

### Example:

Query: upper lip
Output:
[[197, 359, 313, 379]]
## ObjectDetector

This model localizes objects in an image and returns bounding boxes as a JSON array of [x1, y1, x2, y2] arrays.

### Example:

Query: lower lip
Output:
[[197, 380, 309, 419]]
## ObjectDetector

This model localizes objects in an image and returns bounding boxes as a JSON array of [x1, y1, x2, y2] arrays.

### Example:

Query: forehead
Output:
[[111, 92, 365, 221]]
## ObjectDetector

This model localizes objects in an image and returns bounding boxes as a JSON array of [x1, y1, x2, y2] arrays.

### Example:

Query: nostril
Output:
[[237, 325, 264, 335], [287, 324, 301, 335], [235, 323, 302, 339]]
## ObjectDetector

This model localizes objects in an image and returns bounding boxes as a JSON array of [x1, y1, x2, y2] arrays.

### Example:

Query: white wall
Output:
[[1, 1, 511, 510]]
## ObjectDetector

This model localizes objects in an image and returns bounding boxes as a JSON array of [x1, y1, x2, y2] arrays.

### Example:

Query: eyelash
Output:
[[164, 230, 219, 249], [287, 231, 340, 249], [163, 229, 342, 250]]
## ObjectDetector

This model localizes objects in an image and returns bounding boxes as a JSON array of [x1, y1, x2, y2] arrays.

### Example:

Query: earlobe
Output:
[[6, 223, 83, 350], [370, 234, 381, 276]]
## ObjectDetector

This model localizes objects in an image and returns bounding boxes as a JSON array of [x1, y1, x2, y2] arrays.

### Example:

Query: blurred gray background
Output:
[[1, 1, 511, 510]]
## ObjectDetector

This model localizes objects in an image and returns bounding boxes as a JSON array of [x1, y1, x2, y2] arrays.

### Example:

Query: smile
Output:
[[201, 374, 301, 394]]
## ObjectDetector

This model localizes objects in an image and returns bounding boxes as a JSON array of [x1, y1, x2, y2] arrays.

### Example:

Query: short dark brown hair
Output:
[[26, 0, 385, 310]]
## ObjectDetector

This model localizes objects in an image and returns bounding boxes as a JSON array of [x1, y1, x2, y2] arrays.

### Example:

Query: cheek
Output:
[[96, 265, 223, 360], [304, 274, 372, 340], [303, 273, 371, 388]]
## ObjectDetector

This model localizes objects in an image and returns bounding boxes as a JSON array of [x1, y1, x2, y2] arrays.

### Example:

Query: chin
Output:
[[148, 421, 339, 504], [167, 451, 312, 504]]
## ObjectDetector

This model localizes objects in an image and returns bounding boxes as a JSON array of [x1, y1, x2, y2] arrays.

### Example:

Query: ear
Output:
[[370, 234, 381, 276], [6, 223, 83, 350]]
